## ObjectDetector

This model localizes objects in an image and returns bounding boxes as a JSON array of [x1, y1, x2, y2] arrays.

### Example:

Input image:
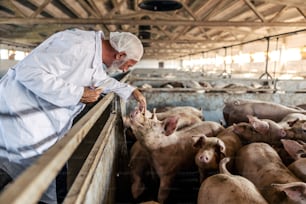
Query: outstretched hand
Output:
[[80, 87, 103, 104], [132, 89, 147, 113]]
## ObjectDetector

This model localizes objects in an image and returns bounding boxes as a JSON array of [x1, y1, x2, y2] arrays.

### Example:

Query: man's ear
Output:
[[115, 51, 127, 60]]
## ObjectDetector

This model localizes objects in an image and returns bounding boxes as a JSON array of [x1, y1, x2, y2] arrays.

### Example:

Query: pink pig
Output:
[[127, 108, 224, 203], [236, 142, 306, 204], [281, 139, 306, 182], [193, 126, 242, 182], [197, 157, 268, 204], [232, 115, 286, 147]]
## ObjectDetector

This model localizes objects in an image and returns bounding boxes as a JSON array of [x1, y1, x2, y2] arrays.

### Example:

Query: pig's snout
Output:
[[198, 151, 213, 163], [199, 154, 210, 163], [130, 109, 140, 119]]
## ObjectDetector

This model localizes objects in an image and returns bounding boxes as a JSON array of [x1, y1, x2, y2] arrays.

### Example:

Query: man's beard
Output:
[[106, 59, 125, 74]]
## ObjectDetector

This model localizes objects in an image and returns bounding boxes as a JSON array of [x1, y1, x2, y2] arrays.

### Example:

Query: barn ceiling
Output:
[[0, 0, 306, 60]]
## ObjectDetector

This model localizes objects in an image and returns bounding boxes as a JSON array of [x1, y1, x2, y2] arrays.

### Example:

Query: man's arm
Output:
[[132, 88, 147, 112], [80, 87, 103, 104]]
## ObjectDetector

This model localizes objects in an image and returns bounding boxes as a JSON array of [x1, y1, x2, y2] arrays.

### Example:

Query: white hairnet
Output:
[[109, 32, 144, 61]]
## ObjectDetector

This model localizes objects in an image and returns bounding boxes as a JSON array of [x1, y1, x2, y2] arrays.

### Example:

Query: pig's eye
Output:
[[297, 150, 304, 154], [297, 150, 306, 157]]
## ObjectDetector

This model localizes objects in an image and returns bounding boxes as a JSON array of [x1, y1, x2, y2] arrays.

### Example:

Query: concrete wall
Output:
[[0, 59, 17, 77]]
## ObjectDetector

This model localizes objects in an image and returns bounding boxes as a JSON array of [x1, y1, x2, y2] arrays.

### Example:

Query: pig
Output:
[[198, 81, 212, 88], [126, 108, 224, 203], [141, 83, 153, 89], [193, 126, 242, 182], [223, 99, 306, 126], [220, 83, 254, 94], [197, 157, 268, 204], [160, 82, 184, 88], [124, 106, 203, 141], [235, 142, 304, 204], [297, 104, 306, 110], [129, 141, 157, 200], [247, 115, 287, 146], [154, 106, 204, 121], [285, 119, 306, 142], [278, 113, 306, 129], [232, 120, 292, 165], [232, 122, 259, 144], [232, 115, 286, 147], [281, 139, 306, 182]]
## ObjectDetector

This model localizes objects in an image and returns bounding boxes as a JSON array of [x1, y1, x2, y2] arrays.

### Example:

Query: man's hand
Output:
[[132, 89, 147, 113], [80, 87, 103, 104]]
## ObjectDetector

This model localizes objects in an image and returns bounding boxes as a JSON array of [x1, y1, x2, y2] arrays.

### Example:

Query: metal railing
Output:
[[0, 73, 130, 204]]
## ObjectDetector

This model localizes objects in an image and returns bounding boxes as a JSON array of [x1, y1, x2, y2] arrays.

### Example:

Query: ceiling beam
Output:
[[1, 18, 306, 27], [243, 0, 265, 22], [254, 0, 306, 8], [30, 0, 52, 17]]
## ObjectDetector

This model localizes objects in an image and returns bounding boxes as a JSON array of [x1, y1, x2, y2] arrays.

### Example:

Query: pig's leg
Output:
[[131, 173, 145, 199], [157, 175, 173, 204]]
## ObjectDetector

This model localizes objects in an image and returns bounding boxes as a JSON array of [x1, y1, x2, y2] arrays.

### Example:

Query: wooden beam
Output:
[[201, 0, 226, 20], [30, 0, 52, 17], [28, 0, 70, 18], [181, 2, 198, 20], [4, 0, 26, 17], [1, 18, 306, 27], [87, 0, 102, 17], [269, 5, 287, 22], [243, 0, 265, 22], [297, 7, 306, 19], [77, 0, 98, 17], [254, 0, 306, 8], [60, 0, 88, 18]]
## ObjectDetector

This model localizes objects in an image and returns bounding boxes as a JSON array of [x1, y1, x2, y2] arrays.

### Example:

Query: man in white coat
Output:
[[0, 28, 146, 203]]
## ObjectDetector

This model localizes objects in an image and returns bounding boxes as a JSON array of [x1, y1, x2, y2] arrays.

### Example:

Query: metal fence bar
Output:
[[63, 113, 117, 204]]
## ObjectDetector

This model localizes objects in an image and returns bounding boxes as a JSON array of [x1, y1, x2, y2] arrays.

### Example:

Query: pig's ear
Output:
[[217, 139, 226, 158], [247, 115, 269, 135], [232, 123, 239, 133], [233, 100, 240, 105], [232, 123, 245, 135], [151, 108, 158, 121], [271, 182, 306, 202], [287, 118, 299, 127], [281, 139, 304, 160], [144, 109, 153, 119], [163, 116, 178, 136], [192, 135, 206, 148]]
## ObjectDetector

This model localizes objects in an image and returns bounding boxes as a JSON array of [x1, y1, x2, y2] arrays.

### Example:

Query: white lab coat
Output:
[[0, 29, 136, 162]]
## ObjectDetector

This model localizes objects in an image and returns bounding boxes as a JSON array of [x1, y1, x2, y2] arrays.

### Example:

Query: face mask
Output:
[[106, 59, 125, 74]]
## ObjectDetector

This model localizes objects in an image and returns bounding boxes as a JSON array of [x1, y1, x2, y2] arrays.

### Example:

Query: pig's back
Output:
[[197, 173, 268, 204]]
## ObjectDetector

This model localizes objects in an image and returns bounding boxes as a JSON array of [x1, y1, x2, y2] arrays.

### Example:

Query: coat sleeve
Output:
[[14, 32, 84, 107], [94, 76, 136, 101]]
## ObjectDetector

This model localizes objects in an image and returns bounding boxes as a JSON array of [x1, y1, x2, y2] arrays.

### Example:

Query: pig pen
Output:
[[0, 68, 305, 204], [119, 68, 306, 203]]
